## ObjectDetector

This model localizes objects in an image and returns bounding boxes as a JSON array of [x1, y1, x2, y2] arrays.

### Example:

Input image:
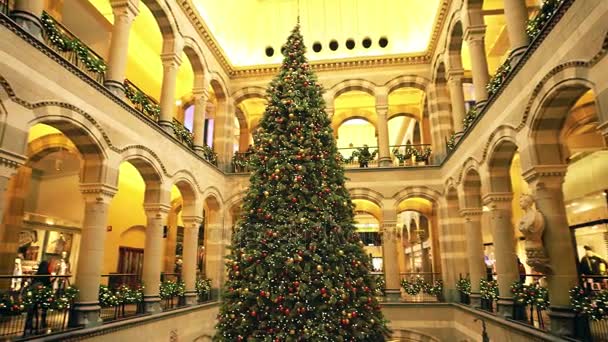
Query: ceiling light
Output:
[[265, 46, 274, 57], [175, 99, 182, 106], [312, 42, 322, 53], [346, 39, 355, 50], [379, 37, 389, 48], [362, 37, 372, 49], [329, 40, 339, 51]]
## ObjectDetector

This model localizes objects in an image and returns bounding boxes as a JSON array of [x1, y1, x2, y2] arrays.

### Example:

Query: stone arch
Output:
[[119, 151, 164, 203], [232, 86, 267, 104], [29, 113, 109, 184], [526, 76, 594, 165], [328, 79, 377, 100], [393, 186, 441, 206], [461, 167, 483, 209], [348, 187, 384, 208], [446, 18, 465, 70], [140, 0, 178, 49], [485, 127, 519, 193], [173, 176, 199, 217], [384, 75, 429, 94], [26, 133, 79, 165], [182, 37, 206, 88]]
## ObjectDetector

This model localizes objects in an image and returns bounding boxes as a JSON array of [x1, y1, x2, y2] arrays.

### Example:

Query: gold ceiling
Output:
[[193, 0, 443, 67]]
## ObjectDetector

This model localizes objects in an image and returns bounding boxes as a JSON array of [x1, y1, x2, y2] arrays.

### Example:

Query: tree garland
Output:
[[456, 278, 471, 296], [0, 292, 24, 316], [479, 279, 499, 301], [172, 118, 194, 148], [196, 278, 212, 299], [462, 107, 478, 131], [22, 284, 54, 310], [159, 280, 186, 300], [123, 80, 161, 121], [40, 13, 106, 76], [446, 134, 457, 151], [401, 277, 425, 296], [423, 280, 443, 296], [526, 0, 564, 40], [392, 146, 414, 164], [413, 147, 432, 163], [570, 285, 608, 321], [511, 281, 550, 310], [486, 58, 513, 98]]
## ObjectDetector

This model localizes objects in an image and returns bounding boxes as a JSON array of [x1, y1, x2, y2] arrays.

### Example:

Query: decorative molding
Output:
[[80, 182, 119, 199], [177, 0, 452, 78], [0, 148, 26, 171], [521, 165, 567, 183], [482, 192, 513, 206]]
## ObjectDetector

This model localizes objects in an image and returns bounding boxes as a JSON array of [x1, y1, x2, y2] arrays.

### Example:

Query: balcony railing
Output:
[[98, 274, 144, 322], [446, 0, 569, 154], [0, 0, 10, 16], [40, 12, 106, 84], [0, 274, 76, 339], [123, 79, 160, 122], [399, 273, 443, 302]]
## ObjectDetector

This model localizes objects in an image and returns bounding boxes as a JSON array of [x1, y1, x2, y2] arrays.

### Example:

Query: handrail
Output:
[[0, 274, 71, 279]]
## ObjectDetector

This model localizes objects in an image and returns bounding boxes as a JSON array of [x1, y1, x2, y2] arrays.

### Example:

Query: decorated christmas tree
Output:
[[214, 24, 389, 341]]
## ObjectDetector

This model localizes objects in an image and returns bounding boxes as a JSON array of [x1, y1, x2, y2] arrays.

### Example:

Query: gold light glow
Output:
[[193, 0, 442, 67]]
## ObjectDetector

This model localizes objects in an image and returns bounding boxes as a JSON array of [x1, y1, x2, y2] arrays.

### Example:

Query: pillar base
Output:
[[104, 80, 125, 97], [11, 11, 43, 39], [158, 120, 173, 134], [444, 288, 460, 303], [144, 296, 162, 314], [184, 291, 198, 306], [508, 46, 528, 67], [548, 305, 576, 337], [474, 100, 487, 111], [469, 293, 482, 308], [496, 297, 515, 319], [378, 157, 393, 167], [384, 289, 401, 302], [69, 302, 102, 328]]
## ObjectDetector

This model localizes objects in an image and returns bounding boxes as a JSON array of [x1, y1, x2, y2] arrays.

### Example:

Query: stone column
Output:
[[461, 208, 485, 308], [483, 192, 518, 318], [437, 200, 469, 302], [465, 26, 490, 105], [381, 207, 401, 301], [503, 0, 530, 60], [104, 0, 139, 94], [158, 53, 182, 132], [192, 88, 209, 153], [376, 105, 392, 166], [11, 0, 44, 38], [446, 69, 466, 133], [0, 159, 27, 278], [142, 204, 170, 313], [205, 220, 224, 298], [71, 184, 117, 327], [522, 166, 578, 337], [182, 215, 203, 305]]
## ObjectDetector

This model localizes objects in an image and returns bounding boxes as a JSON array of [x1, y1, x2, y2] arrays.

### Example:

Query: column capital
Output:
[[446, 68, 465, 82], [325, 106, 334, 118], [460, 208, 483, 221], [182, 215, 204, 226], [376, 105, 389, 116], [110, 0, 139, 18], [522, 165, 567, 189], [143, 203, 171, 216], [160, 52, 182, 67], [482, 192, 513, 209], [464, 25, 487, 42], [192, 87, 210, 100], [80, 183, 117, 203], [0, 149, 26, 177]]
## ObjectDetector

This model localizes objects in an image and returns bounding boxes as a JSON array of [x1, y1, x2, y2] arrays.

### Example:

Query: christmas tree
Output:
[[214, 24, 389, 341]]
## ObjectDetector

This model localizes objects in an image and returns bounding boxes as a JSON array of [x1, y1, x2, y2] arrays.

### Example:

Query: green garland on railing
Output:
[[22, 284, 54, 309], [446, 133, 457, 151], [392, 146, 414, 164], [172, 118, 194, 148], [195, 278, 212, 299], [462, 107, 478, 131], [479, 279, 499, 301], [423, 279, 443, 296], [486, 57, 513, 98], [570, 285, 608, 321], [401, 277, 424, 296], [123, 80, 161, 121], [201, 145, 218, 165], [511, 281, 549, 310], [159, 280, 186, 300], [413, 147, 432, 163], [526, 0, 564, 40], [456, 278, 471, 296], [40, 13, 106, 76], [0, 292, 24, 316], [374, 274, 386, 296]]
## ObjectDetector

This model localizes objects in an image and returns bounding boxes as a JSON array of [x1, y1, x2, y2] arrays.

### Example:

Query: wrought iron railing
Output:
[[337, 145, 379, 168], [123, 79, 160, 122], [98, 274, 144, 322], [172, 118, 194, 148], [40, 12, 106, 83], [232, 151, 254, 173], [0, 275, 76, 339], [0, 0, 10, 16], [390, 144, 432, 166]]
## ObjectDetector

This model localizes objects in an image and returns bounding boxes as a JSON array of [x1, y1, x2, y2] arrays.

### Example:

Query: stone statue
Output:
[[518, 194, 551, 274]]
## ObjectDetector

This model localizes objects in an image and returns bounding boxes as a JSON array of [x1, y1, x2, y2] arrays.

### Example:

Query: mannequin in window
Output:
[[53, 251, 70, 291], [11, 256, 23, 292], [50, 233, 67, 254], [579, 245, 607, 276]]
